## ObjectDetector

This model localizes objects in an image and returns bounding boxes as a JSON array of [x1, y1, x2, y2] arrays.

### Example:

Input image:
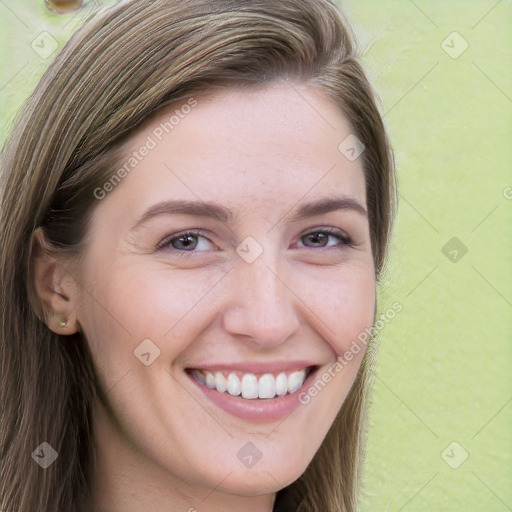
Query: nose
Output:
[[221, 253, 301, 349]]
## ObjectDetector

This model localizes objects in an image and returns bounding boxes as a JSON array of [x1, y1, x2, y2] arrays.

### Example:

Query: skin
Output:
[[32, 83, 376, 512]]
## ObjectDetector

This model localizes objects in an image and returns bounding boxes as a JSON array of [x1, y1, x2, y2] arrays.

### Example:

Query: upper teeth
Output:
[[192, 369, 308, 399]]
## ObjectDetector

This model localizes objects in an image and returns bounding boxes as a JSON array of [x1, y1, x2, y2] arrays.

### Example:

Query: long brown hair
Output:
[[0, 1, 396, 510]]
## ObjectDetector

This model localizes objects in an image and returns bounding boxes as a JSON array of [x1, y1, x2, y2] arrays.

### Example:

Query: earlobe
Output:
[[29, 227, 81, 335], [49, 312, 81, 335]]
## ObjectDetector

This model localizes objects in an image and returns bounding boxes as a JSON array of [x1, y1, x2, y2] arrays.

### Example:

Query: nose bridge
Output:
[[222, 245, 300, 346], [248, 257, 287, 320]]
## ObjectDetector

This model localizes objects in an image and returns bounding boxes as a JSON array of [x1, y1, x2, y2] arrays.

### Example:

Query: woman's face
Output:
[[76, 84, 375, 511]]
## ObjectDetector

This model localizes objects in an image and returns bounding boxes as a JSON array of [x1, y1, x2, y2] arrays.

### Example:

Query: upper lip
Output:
[[186, 360, 320, 374]]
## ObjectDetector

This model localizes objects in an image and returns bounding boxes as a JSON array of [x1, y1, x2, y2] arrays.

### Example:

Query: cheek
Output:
[[117, 266, 224, 339], [294, 261, 376, 356], [336, 272, 375, 353], [81, 264, 225, 361]]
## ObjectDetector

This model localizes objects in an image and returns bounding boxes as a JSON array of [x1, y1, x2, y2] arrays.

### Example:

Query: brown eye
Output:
[[157, 231, 215, 253], [299, 228, 353, 249]]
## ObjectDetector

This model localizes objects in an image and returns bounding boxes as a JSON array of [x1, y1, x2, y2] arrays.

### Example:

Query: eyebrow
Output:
[[130, 196, 367, 231]]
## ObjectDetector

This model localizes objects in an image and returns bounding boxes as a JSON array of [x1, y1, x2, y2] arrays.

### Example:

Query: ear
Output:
[[29, 227, 81, 335]]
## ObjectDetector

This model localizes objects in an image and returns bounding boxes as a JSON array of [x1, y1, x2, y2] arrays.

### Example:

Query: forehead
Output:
[[94, 84, 367, 226]]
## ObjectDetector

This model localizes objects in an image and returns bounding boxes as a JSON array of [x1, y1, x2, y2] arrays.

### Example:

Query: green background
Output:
[[1, 1, 510, 510]]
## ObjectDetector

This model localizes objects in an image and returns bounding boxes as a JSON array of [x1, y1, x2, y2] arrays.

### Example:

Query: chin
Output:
[[215, 459, 308, 497]]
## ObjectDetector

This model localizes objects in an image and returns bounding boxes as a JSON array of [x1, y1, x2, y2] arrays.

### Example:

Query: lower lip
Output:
[[187, 368, 318, 423]]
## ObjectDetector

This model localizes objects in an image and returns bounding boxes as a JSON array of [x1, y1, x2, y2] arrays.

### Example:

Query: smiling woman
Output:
[[0, 1, 396, 512]]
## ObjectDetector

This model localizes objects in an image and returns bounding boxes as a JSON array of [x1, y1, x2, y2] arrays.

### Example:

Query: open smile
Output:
[[186, 364, 320, 422]]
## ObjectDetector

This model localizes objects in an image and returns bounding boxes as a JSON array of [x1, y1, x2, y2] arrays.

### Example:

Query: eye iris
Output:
[[173, 234, 198, 250], [305, 232, 328, 247], [162, 230, 344, 252]]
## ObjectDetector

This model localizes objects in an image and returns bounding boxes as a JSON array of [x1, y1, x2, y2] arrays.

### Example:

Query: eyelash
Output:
[[156, 227, 355, 254]]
